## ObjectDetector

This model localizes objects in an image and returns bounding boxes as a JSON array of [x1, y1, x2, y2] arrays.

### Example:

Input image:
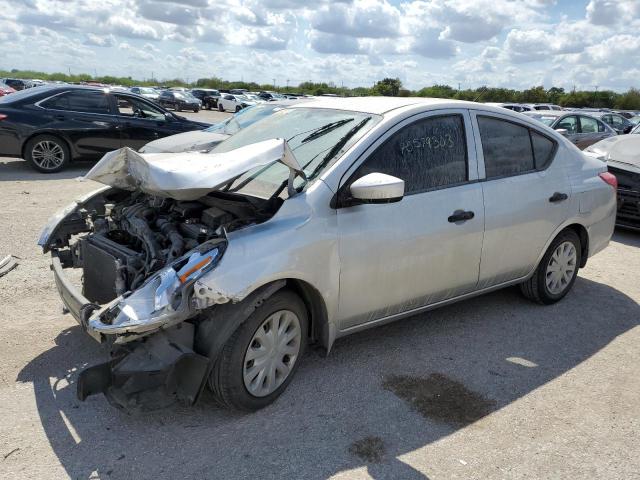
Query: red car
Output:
[[0, 84, 16, 97]]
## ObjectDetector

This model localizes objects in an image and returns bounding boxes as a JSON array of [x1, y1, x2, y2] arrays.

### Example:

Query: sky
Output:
[[1, 0, 639, 91]]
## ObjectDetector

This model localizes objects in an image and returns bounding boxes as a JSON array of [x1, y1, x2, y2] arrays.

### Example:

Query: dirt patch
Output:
[[348, 436, 386, 463], [382, 373, 496, 427]]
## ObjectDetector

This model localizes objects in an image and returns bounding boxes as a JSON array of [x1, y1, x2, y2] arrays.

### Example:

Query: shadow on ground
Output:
[[0, 158, 92, 181], [613, 228, 640, 247], [17, 277, 639, 479]]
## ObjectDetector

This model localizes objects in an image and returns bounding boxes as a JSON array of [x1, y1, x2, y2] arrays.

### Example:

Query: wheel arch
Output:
[[21, 131, 75, 162], [565, 223, 589, 268]]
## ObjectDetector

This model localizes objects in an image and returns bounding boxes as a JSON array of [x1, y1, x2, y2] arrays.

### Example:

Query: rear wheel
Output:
[[25, 135, 70, 173], [235, 105, 241, 112], [218, 103, 224, 112], [520, 229, 581, 304], [207, 290, 307, 411]]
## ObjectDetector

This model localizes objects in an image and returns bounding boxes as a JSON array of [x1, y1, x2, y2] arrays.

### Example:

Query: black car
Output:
[[157, 90, 201, 112], [0, 86, 210, 172], [190, 89, 220, 110], [1, 78, 32, 91]]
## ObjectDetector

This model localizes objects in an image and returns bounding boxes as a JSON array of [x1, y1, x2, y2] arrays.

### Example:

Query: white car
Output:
[[218, 94, 257, 112], [39, 97, 616, 411]]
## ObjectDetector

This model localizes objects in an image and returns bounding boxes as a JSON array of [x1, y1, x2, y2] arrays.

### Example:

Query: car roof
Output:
[[288, 96, 476, 115]]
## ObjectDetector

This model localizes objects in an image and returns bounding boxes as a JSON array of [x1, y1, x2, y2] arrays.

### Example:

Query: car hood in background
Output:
[[84, 138, 304, 201], [585, 135, 640, 172], [139, 130, 231, 153]]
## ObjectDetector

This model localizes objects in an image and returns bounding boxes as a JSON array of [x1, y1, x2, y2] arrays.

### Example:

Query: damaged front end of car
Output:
[[38, 139, 304, 411]]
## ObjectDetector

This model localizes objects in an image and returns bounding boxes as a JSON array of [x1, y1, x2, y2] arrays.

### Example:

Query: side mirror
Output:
[[555, 128, 569, 136], [623, 125, 633, 134], [349, 173, 404, 204], [164, 112, 173, 122]]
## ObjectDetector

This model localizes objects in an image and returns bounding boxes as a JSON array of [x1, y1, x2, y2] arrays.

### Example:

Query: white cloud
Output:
[[2, 0, 639, 92]]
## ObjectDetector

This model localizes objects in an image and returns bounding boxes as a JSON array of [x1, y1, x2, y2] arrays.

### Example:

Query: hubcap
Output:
[[545, 241, 577, 295], [32, 141, 64, 170], [243, 310, 301, 397]]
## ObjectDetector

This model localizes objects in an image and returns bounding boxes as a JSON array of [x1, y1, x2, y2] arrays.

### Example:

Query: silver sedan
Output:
[[40, 97, 617, 411]]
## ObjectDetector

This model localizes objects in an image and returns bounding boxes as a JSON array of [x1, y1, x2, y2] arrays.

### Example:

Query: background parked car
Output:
[[587, 111, 634, 134], [258, 91, 286, 101], [524, 111, 616, 149], [484, 102, 532, 112], [140, 100, 305, 153], [0, 78, 32, 91], [190, 89, 220, 110], [524, 103, 562, 111], [0, 83, 16, 96], [157, 90, 201, 112], [0, 85, 210, 172], [129, 86, 160, 101], [217, 93, 257, 112], [585, 135, 640, 230]]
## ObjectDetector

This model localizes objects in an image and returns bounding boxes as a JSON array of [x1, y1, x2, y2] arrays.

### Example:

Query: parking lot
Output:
[[0, 107, 639, 479]]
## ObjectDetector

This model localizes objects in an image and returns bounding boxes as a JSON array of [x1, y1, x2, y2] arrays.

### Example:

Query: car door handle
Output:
[[549, 192, 568, 203], [448, 210, 474, 223], [53, 114, 65, 120]]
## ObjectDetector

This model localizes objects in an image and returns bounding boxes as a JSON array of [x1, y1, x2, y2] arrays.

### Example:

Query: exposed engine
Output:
[[64, 190, 275, 304]]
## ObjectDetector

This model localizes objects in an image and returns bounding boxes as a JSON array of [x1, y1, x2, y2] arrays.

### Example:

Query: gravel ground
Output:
[[1, 113, 639, 479]]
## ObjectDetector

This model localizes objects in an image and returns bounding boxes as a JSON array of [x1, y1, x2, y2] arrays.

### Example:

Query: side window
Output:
[[42, 91, 110, 114], [579, 116, 599, 134], [478, 116, 534, 178], [115, 95, 164, 120], [597, 120, 606, 133], [351, 114, 468, 195], [611, 115, 624, 129], [556, 115, 578, 134], [530, 131, 555, 169]]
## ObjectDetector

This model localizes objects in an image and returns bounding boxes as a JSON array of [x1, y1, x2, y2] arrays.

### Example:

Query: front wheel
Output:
[[218, 103, 224, 112], [207, 290, 308, 411], [520, 229, 581, 304], [235, 106, 241, 112]]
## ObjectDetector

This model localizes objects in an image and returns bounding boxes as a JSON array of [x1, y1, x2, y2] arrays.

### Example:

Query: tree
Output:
[[615, 88, 640, 110], [372, 78, 402, 96], [547, 87, 565, 104]]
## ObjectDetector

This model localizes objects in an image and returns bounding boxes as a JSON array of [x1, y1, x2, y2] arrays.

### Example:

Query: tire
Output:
[[218, 103, 224, 112], [235, 106, 241, 112], [193, 107, 199, 113], [176, 103, 182, 112], [207, 290, 308, 411], [520, 229, 581, 305], [24, 135, 70, 173]]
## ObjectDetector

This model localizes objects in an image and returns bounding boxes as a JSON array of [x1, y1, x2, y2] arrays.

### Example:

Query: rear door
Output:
[[336, 110, 484, 329], [38, 90, 121, 159], [111, 94, 178, 150], [471, 111, 571, 287]]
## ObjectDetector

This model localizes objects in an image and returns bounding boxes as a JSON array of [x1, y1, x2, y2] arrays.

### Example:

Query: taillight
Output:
[[0, 114, 7, 121], [599, 171, 617, 189]]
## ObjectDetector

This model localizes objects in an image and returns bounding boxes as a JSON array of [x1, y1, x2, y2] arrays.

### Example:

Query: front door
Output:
[[336, 111, 484, 330], [112, 94, 176, 150]]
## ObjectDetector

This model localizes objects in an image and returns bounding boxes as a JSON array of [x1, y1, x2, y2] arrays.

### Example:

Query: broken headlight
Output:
[[89, 245, 221, 336]]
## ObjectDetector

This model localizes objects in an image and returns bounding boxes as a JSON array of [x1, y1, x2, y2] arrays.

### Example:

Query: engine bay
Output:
[[50, 188, 279, 304]]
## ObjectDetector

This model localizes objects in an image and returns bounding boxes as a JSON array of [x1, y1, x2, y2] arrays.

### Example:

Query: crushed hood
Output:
[[139, 130, 230, 153], [586, 135, 640, 171], [84, 138, 304, 201]]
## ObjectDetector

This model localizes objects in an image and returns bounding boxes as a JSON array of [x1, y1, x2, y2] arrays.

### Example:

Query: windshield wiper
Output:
[[305, 116, 372, 180], [286, 118, 354, 144]]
